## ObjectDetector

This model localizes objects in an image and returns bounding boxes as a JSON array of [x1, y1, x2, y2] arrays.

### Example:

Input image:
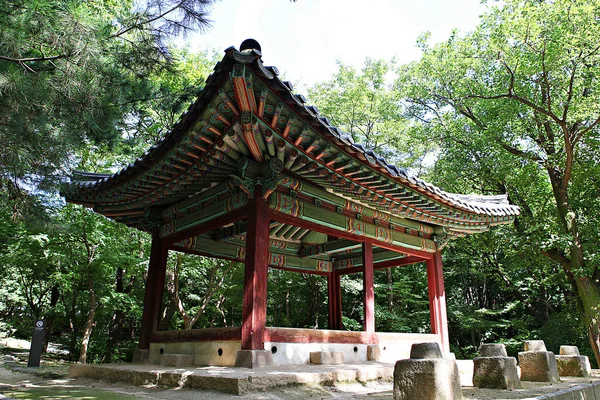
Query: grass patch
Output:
[[1, 387, 137, 399]]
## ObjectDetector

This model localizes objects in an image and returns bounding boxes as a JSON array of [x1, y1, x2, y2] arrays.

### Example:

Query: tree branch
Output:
[[0, 54, 65, 63]]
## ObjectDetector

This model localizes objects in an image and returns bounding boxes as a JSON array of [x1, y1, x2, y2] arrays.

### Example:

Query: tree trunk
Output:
[[577, 277, 600, 368], [67, 293, 79, 361], [42, 285, 60, 353], [386, 268, 393, 312], [546, 167, 599, 366], [105, 267, 135, 362], [78, 273, 97, 364]]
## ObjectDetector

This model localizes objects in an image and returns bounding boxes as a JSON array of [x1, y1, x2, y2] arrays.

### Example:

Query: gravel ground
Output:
[[3, 339, 600, 399]]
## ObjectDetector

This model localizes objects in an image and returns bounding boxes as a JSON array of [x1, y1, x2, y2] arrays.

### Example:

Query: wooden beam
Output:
[[162, 205, 248, 245], [335, 256, 426, 276], [300, 239, 361, 258], [363, 242, 375, 333], [171, 235, 332, 273], [270, 209, 434, 260], [374, 255, 426, 269], [334, 249, 405, 270], [265, 327, 376, 344], [150, 327, 241, 343], [427, 250, 450, 354], [241, 186, 269, 350], [139, 236, 168, 349]]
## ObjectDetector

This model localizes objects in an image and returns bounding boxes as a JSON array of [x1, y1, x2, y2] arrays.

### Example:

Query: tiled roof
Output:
[[64, 41, 519, 235]]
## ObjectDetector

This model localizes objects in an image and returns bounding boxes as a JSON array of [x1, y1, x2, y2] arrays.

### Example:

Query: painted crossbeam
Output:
[[299, 239, 361, 258], [269, 192, 437, 254], [159, 192, 248, 239], [171, 235, 332, 273], [334, 249, 405, 270]]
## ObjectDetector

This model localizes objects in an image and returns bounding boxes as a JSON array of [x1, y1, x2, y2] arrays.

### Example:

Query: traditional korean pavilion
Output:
[[63, 40, 519, 367]]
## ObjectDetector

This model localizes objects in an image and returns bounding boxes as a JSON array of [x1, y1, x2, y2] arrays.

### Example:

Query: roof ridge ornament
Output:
[[240, 38, 262, 54]]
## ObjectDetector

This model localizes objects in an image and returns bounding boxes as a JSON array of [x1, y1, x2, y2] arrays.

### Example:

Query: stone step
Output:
[[160, 353, 195, 368], [309, 351, 344, 365]]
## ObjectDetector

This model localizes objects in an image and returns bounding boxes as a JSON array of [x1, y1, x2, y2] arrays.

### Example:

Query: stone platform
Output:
[[68, 362, 600, 398], [69, 361, 394, 395]]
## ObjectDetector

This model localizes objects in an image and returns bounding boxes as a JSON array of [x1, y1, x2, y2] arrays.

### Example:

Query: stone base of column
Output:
[[234, 350, 273, 369], [394, 343, 462, 400], [556, 355, 591, 377], [518, 351, 560, 382], [473, 356, 521, 389]]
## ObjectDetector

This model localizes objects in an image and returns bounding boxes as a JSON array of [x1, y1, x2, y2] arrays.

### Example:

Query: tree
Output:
[[0, 0, 216, 213], [308, 59, 432, 169], [399, 0, 600, 364]]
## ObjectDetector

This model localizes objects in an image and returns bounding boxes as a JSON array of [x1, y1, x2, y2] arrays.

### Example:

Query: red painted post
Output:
[[362, 242, 375, 333], [328, 271, 343, 330], [240, 187, 270, 350], [139, 236, 168, 349], [426, 250, 450, 353]]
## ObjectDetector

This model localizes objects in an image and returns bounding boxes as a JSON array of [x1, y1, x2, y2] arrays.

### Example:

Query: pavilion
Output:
[[63, 39, 519, 367]]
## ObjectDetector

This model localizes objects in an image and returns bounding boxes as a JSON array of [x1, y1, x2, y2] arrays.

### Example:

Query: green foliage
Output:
[[0, 0, 216, 211], [397, 0, 600, 361], [308, 59, 433, 168]]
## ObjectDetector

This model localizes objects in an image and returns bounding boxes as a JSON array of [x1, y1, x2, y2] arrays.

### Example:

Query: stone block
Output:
[[410, 342, 442, 360], [560, 345, 580, 356], [556, 355, 591, 377], [132, 349, 149, 364], [524, 340, 547, 352], [234, 349, 273, 369], [367, 345, 380, 361], [479, 343, 508, 357], [394, 358, 462, 400], [309, 351, 344, 365], [518, 351, 560, 382], [473, 356, 521, 389], [160, 353, 194, 368]]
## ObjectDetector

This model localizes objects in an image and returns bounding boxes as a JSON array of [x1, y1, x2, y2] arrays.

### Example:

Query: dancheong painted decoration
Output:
[[62, 39, 519, 366]]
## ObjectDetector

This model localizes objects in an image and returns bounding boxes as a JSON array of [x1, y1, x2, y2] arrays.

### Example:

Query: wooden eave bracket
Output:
[[229, 156, 283, 200]]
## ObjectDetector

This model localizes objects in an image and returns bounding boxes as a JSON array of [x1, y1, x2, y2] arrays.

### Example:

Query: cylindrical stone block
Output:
[[410, 342, 442, 360], [523, 340, 547, 352], [479, 343, 508, 357]]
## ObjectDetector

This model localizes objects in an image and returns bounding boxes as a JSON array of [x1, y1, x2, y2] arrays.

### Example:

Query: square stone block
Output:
[[473, 356, 521, 389], [161, 353, 194, 368], [309, 351, 344, 365], [132, 348, 149, 363], [518, 351, 560, 382], [394, 358, 462, 400], [560, 345, 580, 356], [234, 349, 273, 369], [367, 345, 380, 361], [556, 355, 591, 377]]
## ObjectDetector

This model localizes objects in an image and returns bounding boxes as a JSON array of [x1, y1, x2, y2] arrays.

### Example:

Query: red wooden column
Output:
[[426, 250, 450, 353], [362, 242, 375, 333], [139, 235, 168, 349], [328, 271, 342, 330], [240, 187, 270, 350]]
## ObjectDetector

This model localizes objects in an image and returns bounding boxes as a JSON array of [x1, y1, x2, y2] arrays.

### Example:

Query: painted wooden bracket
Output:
[[229, 157, 283, 200]]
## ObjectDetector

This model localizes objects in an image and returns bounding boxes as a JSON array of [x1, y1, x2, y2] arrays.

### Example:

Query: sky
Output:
[[187, 0, 489, 91]]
